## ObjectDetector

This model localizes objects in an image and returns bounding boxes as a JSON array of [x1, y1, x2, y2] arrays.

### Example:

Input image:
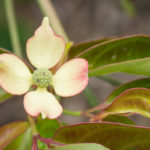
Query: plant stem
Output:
[[63, 109, 81, 116], [119, 0, 136, 17], [27, 116, 38, 136], [4, 0, 23, 57], [37, 0, 69, 43], [83, 86, 99, 107], [4, 0, 38, 137]]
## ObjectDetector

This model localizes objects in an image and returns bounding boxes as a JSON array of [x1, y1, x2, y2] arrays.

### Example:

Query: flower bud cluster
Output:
[[33, 68, 52, 88]]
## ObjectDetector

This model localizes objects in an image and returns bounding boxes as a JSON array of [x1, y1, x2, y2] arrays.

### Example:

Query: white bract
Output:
[[0, 17, 88, 119]]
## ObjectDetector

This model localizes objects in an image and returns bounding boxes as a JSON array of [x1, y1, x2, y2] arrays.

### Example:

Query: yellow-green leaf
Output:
[[106, 78, 150, 104], [92, 88, 150, 121], [52, 143, 109, 150]]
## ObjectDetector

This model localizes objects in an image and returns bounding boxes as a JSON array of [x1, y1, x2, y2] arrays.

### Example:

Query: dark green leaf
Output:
[[74, 35, 150, 77], [69, 38, 109, 59], [103, 115, 135, 125], [54, 122, 150, 150], [0, 18, 12, 50]]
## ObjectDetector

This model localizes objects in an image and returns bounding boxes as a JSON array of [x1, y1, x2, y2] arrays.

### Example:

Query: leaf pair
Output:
[[90, 78, 150, 121]]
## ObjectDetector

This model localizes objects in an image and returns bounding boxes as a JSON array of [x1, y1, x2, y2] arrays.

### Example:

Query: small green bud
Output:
[[33, 68, 52, 88]]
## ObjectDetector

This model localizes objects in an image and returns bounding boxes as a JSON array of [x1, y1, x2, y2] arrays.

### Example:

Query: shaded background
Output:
[[0, 0, 150, 126]]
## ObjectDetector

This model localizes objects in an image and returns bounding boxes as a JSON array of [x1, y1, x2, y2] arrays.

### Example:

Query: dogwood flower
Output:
[[0, 17, 88, 119]]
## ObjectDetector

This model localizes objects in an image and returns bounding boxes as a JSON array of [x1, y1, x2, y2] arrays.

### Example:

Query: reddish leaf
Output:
[[0, 121, 28, 149], [54, 122, 150, 150]]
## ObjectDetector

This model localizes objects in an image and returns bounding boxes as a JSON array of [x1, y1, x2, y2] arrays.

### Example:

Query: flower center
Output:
[[33, 68, 53, 88]]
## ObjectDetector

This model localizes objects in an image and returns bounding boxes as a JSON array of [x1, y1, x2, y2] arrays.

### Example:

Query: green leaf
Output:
[[37, 140, 49, 150], [54, 122, 150, 150], [0, 19, 12, 50], [106, 78, 150, 104], [52, 143, 109, 150], [92, 88, 150, 121], [37, 117, 61, 138], [103, 115, 135, 125], [0, 48, 11, 54], [4, 128, 32, 150], [74, 35, 150, 77], [68, 38, 109, 59], [0, 121, 28, 149]]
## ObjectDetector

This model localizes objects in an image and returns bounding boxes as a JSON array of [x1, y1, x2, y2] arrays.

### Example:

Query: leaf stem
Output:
[[27, 116, 38, 136], [36, 0, 69, 43], [4, 0, 38, 137], [119, 0, 136, 17], [98, 75, 122, 86], [4, 0, 23, 57], [83, 86, 99, 107], [63, 109, 81, 116]]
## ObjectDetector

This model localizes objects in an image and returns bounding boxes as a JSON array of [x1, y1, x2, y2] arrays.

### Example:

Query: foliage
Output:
[[1, 1, 150, 150]]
